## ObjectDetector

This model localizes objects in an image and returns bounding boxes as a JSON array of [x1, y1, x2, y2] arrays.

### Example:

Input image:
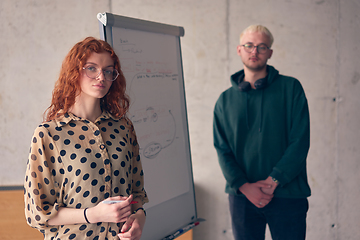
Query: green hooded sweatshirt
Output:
[[213, 65, 311, 198]]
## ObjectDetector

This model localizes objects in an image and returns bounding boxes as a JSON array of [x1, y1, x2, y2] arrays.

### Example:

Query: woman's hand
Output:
[[118, 208, 146, 240], [86, 195, 134, 223]]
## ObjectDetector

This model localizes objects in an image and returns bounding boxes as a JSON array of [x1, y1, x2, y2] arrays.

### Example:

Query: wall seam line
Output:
[[225, 0, 230, 80], [335, 0, 341, 239]]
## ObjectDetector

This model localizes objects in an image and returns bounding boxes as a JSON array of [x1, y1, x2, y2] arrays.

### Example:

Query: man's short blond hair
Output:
[[240, 25, 274, 47]]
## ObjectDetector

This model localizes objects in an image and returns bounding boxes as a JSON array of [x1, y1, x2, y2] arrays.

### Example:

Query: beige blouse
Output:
[[24, 111, 148, 240]]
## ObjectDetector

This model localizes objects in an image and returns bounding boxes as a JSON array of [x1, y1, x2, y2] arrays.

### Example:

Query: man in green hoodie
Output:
[[213, 25, 311, 240]]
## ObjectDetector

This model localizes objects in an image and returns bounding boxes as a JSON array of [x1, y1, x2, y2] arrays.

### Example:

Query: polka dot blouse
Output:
[[24, 111, 148, 240]]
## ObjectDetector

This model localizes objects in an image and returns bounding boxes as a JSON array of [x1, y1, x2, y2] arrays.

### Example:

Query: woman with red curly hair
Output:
[[24, 37, 148, 240]]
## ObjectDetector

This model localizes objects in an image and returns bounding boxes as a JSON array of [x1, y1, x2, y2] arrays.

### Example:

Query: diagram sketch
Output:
[[130, 105, 176, 159]]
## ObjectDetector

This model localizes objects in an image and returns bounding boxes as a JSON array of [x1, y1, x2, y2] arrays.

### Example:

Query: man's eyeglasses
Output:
[[82, 65, 119, 82], [241, 43, 270, 54]]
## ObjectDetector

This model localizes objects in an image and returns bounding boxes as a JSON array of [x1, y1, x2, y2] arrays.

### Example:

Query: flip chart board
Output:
[[97, 13, 198, 240]]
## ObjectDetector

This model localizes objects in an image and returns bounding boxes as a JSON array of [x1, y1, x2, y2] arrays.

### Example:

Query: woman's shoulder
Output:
[[29, 120, 60, 144], [33, 119, 58, 133]]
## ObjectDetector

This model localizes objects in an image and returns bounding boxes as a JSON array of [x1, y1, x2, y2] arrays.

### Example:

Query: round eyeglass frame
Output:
[[82, 66, 119, 82], [241, 44, 270, 54]]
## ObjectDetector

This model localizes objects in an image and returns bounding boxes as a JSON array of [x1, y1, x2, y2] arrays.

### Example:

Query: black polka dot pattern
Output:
[[24, 111, 148, 239]]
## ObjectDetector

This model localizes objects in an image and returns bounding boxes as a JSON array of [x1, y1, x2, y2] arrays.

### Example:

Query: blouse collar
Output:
[[53, 110, 118, 128]]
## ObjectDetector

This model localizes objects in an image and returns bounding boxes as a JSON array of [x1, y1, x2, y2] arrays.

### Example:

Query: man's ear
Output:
[[268, 49, 273, 59], [236, 45, 242, 56]]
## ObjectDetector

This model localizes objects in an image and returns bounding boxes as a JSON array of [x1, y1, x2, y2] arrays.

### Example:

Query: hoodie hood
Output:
[[230, 65, 279, 91], [229, 65, 279, 132]]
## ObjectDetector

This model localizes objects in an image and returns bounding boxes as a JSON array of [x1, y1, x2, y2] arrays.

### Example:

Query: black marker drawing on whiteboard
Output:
[[122, 46, 143, 54], [118, 38, 143, 54], [118, 38, 180, 159], [130, 107, 176, 159], [142, 110, 176, 159], [126, 71, 179, 160], [119, 38, 129, 44]]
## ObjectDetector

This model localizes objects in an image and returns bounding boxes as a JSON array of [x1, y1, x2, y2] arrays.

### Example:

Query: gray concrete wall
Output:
[[1, 0, 359, 239]]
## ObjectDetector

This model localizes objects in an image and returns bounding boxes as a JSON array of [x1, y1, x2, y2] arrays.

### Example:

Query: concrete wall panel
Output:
[[0, 0, 110, 185], [337, 1, 360, 239]]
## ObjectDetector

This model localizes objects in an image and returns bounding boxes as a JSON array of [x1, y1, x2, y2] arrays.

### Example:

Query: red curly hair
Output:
[[44, 37, 129, 121]]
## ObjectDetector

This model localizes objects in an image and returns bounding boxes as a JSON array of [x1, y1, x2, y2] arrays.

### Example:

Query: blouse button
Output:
[[100, 144, 106, 150]]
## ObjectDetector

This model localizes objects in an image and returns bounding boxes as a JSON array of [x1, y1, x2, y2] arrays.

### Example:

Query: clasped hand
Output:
[[87, 195, 133, 223], [239, 176, 278, 208], [87, 195, 146, 240]]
